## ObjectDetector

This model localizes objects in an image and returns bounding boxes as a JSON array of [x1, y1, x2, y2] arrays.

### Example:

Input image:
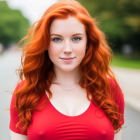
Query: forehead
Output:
[[50, 16, 86, 35]]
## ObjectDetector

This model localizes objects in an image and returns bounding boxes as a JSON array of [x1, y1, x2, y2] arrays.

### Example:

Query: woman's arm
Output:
[[10, 130, 28, 140], [114, 129, 122, 140]]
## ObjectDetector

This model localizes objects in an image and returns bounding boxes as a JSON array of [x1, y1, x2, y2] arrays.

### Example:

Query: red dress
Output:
[[9, 79, 125, 140]]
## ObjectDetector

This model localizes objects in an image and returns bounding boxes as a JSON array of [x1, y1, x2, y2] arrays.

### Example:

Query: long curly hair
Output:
[[12, 0, 124, 134]]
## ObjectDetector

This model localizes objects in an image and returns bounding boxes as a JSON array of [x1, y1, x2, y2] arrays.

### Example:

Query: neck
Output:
[[52, 65, 81, 87]]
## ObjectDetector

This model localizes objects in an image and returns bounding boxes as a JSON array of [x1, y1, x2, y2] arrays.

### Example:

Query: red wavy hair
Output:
[[12, 0, 124, 134]]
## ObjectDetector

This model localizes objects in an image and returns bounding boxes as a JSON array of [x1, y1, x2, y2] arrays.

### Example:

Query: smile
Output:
[[60, 58, 75, 62]]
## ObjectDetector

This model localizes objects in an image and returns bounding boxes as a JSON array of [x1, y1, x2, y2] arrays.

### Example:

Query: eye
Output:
[[52, 38, 62, 42], [72, 37, 82, 41]]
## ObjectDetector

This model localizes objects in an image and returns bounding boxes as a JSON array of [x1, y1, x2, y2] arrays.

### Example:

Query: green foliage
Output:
[[77, 0, 140, 40], [111, 54, 140, 69], [0, 1, 30, 47]]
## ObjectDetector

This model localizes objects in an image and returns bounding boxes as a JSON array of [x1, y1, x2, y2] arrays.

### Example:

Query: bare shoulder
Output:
[[114, 129, 122, 140], [10, 130, 28, 140]]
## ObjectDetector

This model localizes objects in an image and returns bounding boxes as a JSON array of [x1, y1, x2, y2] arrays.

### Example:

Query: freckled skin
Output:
[[48, 16, 87, 73]]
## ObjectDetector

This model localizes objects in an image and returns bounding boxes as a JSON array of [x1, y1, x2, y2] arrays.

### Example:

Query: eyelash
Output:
[[52, 37, 82, 42]]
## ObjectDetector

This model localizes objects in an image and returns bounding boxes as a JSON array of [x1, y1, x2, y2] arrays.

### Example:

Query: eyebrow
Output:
[[50, 33, 84, 36]]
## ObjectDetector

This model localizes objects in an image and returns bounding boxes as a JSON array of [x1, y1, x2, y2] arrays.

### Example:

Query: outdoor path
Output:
[[122, 106, 140, 140], [111, 67, 140, 112], [0, 49, 140, 140], [0, 49, 21, 140]]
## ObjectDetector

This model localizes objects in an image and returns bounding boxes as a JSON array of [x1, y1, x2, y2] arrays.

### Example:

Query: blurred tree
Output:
[[77, 0, 140, 53], [0, 1, 30, 48]]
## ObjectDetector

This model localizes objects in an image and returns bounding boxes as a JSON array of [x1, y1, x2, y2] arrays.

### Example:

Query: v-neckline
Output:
[[44, 92, 93, 118]]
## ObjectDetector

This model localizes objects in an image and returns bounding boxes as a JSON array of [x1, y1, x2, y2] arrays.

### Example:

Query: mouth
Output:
[[60, 57, 75, 62], [60, 57, 75, 60]]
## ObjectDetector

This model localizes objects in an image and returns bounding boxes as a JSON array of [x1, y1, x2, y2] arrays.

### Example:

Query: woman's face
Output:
[[48, 16, 87, 72]]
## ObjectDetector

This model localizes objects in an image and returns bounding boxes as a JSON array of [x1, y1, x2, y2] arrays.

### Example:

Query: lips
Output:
[[60, 58, 75, 62], [61, 58, 75, 60]]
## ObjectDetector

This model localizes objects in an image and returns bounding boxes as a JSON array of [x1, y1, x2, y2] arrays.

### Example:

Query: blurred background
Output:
[[0, 0, 140, 139]]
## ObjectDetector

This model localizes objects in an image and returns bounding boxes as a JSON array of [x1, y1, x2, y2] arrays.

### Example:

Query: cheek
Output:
[[74, 41, 87, 56], [48, 43, 61, 57], [47, 44, 60, 64]]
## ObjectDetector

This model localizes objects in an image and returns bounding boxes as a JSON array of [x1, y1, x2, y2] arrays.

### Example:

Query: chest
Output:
[[28, 93, 114, 140], [46, 84, 92, 116]]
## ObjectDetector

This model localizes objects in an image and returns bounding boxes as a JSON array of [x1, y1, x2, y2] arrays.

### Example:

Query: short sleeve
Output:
[[108, 78, 125, 129], [9, 80, 27, 135]]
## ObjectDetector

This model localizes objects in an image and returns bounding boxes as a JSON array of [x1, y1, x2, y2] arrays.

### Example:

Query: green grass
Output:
[[111, 54, 140, 69]]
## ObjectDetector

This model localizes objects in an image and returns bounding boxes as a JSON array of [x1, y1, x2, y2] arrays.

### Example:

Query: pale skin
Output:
[[10, 16, 122, 140]]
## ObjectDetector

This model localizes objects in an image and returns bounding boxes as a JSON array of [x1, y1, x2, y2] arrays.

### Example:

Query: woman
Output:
[[9, 0, 125, 140]]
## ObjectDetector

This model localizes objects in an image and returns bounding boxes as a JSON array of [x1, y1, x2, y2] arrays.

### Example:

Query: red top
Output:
[[9, 79, 125, 140]]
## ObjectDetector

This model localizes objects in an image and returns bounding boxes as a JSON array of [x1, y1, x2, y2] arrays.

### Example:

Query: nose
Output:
[[63, 40, 72, 53]]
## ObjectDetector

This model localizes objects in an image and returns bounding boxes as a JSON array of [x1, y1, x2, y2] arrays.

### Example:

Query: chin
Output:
[[59, 65, 77, 72]]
